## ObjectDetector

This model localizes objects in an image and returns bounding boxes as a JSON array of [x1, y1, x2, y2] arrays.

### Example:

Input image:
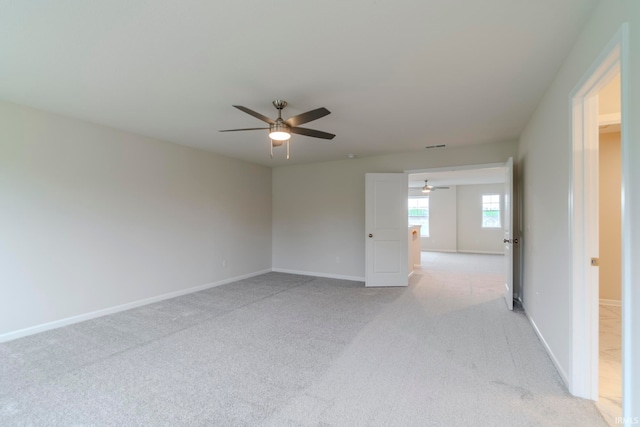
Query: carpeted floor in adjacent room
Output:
[[0, 253, 606, 426]]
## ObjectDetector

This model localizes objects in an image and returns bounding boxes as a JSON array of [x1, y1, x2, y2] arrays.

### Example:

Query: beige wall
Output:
[[599, 131, 621, 302], [0, 100, 272, 337], [599, 75, 621, 115]]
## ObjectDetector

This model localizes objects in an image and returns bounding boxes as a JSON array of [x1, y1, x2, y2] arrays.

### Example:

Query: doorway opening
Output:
[[570, 24, 629, 422], [597, 77, 622, 421], [406, 161, 515, 309]]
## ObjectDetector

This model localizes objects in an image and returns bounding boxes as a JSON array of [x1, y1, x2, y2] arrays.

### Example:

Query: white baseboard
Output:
[[271, 268, 364, 282], [456, 250, 505, 255], [599, 298, 621, 307], [525, 311, 570, 389], [422, 249, 504, 255], [0, 269, 271, 343]]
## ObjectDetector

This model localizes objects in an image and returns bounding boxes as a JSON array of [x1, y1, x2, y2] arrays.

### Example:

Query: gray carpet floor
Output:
[[0, 253, 606, 426]]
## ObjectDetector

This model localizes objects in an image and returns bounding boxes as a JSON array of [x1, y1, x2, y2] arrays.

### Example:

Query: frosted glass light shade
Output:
[[269, 130, 291, 141]]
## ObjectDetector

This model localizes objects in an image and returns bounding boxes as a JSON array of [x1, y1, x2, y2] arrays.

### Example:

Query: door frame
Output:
[[503, 157, 514, 310], [569, 24, 629, 406]]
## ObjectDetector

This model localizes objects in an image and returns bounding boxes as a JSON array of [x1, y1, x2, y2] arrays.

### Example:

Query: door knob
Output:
[[369, 233, 373, 238]]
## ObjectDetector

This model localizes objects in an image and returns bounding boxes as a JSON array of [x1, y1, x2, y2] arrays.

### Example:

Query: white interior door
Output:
[[365, 173, 408, 287], [503, 157, 514, 310]]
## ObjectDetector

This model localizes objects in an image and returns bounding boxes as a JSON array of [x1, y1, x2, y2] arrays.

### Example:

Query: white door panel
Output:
[[374, 241, 402, 273], [365, 173, 408, 287], [503, 157, 514, 310]]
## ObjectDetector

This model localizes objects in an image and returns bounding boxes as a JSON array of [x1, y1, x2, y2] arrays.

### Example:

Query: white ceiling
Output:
[[0, 1, 598, 167]]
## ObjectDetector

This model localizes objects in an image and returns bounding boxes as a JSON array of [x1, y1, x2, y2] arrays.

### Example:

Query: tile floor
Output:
[[597, 304, 622, 426]]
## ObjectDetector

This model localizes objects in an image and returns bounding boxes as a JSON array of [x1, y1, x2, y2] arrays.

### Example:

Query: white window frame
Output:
[[481, 194, 501, 228], [408, 196, 429, 237]]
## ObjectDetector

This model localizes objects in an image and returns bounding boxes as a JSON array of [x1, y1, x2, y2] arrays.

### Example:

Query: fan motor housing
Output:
[[269, 120, 291, 142]]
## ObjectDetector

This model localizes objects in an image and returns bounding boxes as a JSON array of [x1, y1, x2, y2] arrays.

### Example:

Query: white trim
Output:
[[526, 311, 570, 388], [271, 268, 364, 282], [599, 299, 622, 307], [0, 269, 271, 343], [618, 22, 634, 421], [405, 162, 506, 175], [569, 24, 627, 401], [598, 112, 621, 126], [421, 249, 457, 253]]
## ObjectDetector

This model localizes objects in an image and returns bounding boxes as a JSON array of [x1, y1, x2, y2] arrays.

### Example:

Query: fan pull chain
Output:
[[286, 140, 290, 160], [270, 140, 274, 158]]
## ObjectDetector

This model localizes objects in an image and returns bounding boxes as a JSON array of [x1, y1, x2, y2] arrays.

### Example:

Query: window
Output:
[[408, 197, 429, 237], [482, 194, 501, 228]]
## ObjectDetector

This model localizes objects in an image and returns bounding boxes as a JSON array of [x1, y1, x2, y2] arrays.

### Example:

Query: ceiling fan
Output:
[[418, 180, 450, 193], [219, 100, 335, 159]]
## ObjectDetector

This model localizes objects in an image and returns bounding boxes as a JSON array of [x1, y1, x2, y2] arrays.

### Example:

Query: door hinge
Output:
[[591, 257, 600, 266]]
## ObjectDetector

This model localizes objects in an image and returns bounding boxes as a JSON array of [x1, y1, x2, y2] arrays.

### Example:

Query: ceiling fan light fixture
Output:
[[269, 131, 291, 141], [220, 100, 334, 160], [421, 187, 431, 194], [269, 122, 291, 141]]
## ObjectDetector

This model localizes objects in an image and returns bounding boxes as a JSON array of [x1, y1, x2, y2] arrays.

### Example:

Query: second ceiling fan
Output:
[[420, 180, 450, 193], [219, 100, 335, 159]]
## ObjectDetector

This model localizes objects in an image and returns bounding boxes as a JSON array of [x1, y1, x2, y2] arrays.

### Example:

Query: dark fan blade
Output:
[[285, 107, 330, 127], [219, 127, 269, 132], [233, 105, 275, 124], [433, 186, 450, 189], [290, 127, 335, 140]]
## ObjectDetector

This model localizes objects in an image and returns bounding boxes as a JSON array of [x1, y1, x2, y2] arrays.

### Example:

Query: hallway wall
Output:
[[599, 131, 621, 302]]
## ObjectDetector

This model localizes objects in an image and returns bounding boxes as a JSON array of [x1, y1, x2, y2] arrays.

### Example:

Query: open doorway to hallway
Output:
[[596, 73, 622, 426], [569, 25, 630, 422], [408, 170, 506, 256], [407, 165, 514, 307]]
